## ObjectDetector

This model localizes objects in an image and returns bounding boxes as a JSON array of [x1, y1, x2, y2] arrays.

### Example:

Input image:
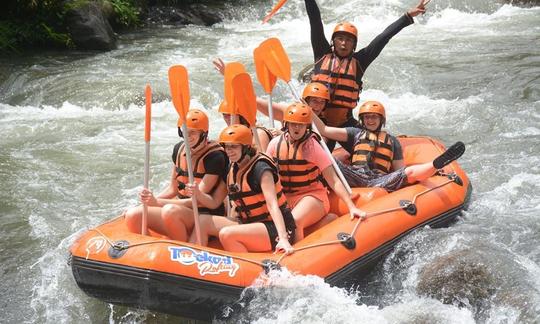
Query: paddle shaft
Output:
[[267, 94, 275, 128], [287, 82, 353, 195], [181, 123, 202, 245], [252, 127, 262, 152], [142, 140, 150, 235]]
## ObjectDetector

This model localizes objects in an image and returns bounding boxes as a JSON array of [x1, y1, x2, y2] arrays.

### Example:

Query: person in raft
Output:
[[124, 109, 229, 240], [305, 0, 429, 150], [266, 102, 364, 242], [212, 58, 279, 152], [312, 100, 466, 191], [186, 124, 296, 254], [256, 82, 331, 125], [218, 99, 277, 152]]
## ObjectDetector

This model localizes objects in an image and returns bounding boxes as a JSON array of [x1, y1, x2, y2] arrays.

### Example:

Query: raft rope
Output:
[[85, 138, 460, 270]]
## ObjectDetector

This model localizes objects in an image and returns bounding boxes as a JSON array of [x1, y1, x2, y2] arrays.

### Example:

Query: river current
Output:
[[0, 0, 539, 323]]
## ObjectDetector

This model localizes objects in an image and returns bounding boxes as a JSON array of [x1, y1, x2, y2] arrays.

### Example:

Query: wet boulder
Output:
[[64, 0, 117, 50], [416, 249, 496, 315]]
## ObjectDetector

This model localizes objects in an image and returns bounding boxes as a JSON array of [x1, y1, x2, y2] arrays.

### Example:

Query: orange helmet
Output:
[[332, 22, 358, 41], [302, 82, 330, 101], [218, 100, 228, 113], [358, 101, 386, 125], [177, 109, 209, 132], [219, 124, 252, 146], [283, 103, 312, 125]]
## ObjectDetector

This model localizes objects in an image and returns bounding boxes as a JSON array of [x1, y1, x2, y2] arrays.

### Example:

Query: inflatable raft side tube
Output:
[[70, 256, 243, 321], [326, 182, 472, 287]]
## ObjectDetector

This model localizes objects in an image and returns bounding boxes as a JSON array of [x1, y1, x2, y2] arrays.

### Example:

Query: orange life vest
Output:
[[273, 133, 325, 194], [175, 141, 224, 197], [351, 131, 394, 174], [227, 153, 288, 224], [312, 53, 363, 126]]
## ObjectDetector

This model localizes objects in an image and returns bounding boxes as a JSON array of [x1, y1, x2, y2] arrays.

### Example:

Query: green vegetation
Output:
[[109, 0, 141, 28], [0, 0, 140, 52], [1, 0, 72, 52]]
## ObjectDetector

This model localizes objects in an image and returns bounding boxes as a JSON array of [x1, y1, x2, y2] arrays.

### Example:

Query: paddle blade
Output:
[[144, 85, 152, 142], [254, 46, 277, 94], [168, 65, 190, 123], [259, 37, 291, 83], [262, 0, 289, 24], [232, 72, 257, 127], [224, 62, 247, 115]]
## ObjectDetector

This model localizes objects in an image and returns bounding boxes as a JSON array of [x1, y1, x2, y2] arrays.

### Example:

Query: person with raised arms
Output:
[[305, 0, 429, 151], [312, 100, 466, 191], [124, 109, 229, 241], [266, 102, 364, 242], [186, 124, 296, 254]]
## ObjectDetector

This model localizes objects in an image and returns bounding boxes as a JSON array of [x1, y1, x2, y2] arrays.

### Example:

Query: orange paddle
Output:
[[262, 0, 289, 24], [224, 62, 246, 123], [232, 72, 262, 150], [168, 65, 202, 245], [254, 46, 278, 127]]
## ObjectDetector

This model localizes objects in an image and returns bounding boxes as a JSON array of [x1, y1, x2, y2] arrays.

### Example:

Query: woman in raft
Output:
[[124, 109, 229, 240], [266, 102, 364, 242], [218, 100, 277, 152], [312, 100, 466, 191], [256, 82, 331, 125], [187, 124, 296, 254]]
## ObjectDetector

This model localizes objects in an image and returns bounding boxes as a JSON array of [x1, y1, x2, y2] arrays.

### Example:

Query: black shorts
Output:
[[262, 208, 296, 250]]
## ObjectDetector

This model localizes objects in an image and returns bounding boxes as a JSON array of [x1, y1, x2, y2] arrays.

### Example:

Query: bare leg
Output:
[[304, 213, 338, 237], [189, 215, 237, 247], [291, 196, 326, 243], [405, 141, 466, 183], [404, 162, 436, 183], [161, 204, 195, 241], [219, 223, 272, 252], [124, 205, 168, 235]]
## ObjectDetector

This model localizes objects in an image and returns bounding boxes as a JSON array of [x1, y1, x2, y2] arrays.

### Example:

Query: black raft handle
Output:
[[400, 200, 417, 216]]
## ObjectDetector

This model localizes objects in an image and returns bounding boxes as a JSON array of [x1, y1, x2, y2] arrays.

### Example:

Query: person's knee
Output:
[[124, 206, 141, 231], [219, 226, 236, 243], [161, 204, 181, 222]]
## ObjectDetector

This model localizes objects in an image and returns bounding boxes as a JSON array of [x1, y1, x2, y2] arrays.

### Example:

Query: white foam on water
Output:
[[239, 268, 474, 323]]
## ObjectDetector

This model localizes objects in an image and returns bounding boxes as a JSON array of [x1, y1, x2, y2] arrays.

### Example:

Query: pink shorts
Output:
[[286, 189, 330, 214]]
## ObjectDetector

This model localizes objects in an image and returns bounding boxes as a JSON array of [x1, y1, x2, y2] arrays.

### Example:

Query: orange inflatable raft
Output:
[[70, 136, 471, 320]]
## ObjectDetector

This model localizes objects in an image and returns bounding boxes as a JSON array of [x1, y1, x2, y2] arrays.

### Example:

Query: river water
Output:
[[0, 0, 539, 323]]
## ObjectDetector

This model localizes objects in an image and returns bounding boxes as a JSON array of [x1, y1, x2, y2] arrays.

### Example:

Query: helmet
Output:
[[302, 82, 330, 101], [218, 100, 228, 113], [219, 124, 252, 146], [358, 101, 386, 125], [178, 109, 209, 132], [332, 22, 358, 41], [283, 103, 312, 125]]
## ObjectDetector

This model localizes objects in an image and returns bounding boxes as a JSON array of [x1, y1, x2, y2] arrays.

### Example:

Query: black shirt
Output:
[[305, 0, 413, 73], [232, 159, 279, 194]]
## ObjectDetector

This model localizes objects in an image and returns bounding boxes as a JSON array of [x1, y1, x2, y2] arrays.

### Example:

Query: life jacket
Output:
[[351, 131, 394, 174], [227, 153, 288, 224], [273, 133, 325, 194], [175, 141, 224, 197], [312, 53, 363, 126]]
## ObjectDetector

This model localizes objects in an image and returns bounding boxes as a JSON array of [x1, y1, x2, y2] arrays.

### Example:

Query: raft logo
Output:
[[85, 236, 106, 258], [168, 247, 239, 277]]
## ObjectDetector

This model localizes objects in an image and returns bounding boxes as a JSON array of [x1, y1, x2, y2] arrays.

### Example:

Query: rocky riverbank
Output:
[[1, 0, 255, 52]]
